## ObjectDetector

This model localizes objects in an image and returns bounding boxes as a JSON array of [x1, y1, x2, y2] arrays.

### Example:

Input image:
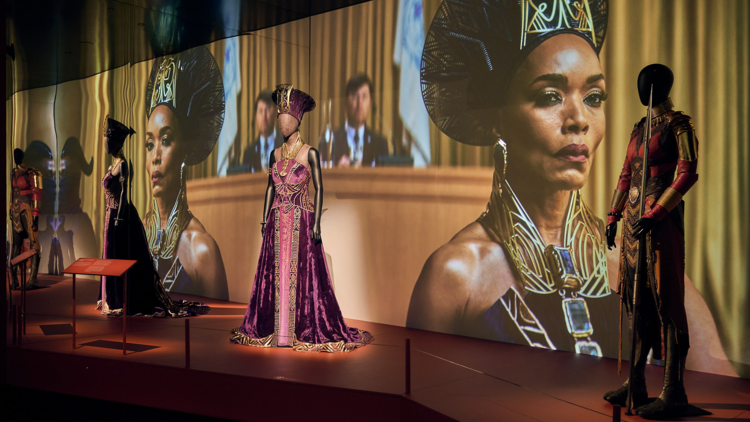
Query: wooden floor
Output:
[[4, 275, 750, 422]]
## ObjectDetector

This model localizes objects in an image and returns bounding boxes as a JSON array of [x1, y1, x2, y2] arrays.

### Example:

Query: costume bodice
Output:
[[102, 166, 126, 210], [12, 169, 30, 190], [12, 169, 31, 206], [11, 167, 40, 207], [271, 159, 314, 214], [626, 113, 679, 202]]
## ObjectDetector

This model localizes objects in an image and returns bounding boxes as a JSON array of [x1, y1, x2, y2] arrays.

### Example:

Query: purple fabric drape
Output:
[[232, 159, 372, 352]]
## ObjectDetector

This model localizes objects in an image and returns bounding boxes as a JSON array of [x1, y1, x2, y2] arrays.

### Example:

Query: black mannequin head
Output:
[[637, 64, 674, 106], [13, 148, 24, 165]]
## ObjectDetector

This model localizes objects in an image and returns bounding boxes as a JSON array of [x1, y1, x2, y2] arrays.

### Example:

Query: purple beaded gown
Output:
[[100, 162, 209, 317], [231, 159, 373, 352]]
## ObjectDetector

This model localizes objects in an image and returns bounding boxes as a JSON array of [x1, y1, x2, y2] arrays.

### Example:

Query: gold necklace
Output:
[[144, 163, 192, 275], [477, 140, 610, 355], [279, 133, 303, 177], [483, 181, 609, 297]]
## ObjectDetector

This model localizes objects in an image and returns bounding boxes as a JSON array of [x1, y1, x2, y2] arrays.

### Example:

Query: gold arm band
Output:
[[676, 130, 699, 162], [610, 189, 627, 212], [656, 187, 683, 212], [30, 169, 42, 189]]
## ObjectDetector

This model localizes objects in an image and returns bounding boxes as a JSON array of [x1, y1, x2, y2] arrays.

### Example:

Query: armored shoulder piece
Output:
[[669, 111, 698, 162], [29, 168, 43, 189]]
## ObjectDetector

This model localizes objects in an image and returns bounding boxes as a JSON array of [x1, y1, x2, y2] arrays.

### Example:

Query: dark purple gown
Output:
[[100, 162, 209, 317], [231, 159, 373, 352]]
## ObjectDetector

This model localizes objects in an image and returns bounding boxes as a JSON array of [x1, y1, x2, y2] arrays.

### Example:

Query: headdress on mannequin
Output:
[[103, 116, 136, 154], [272, 84, 316, 124]]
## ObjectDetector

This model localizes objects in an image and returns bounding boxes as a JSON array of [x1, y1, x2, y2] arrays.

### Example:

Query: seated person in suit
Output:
[[242, 91, 285, 173], [319, 74, 389, 167]]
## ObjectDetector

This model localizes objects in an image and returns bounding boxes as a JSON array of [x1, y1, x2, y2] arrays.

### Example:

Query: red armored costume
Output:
[[604, 65, 700, 420], [10, 150, 43, 289], [608, 97, 699, 338]]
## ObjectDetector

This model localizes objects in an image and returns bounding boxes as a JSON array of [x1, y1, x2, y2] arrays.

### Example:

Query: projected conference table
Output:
[[186, 166, 494, 325]]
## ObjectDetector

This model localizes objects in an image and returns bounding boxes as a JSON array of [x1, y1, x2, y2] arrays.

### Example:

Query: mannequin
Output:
[[604, 64, 699, 419], [100, 116, 209, 317], [10, 148, 42, 289], [232, 84, 372, 352]]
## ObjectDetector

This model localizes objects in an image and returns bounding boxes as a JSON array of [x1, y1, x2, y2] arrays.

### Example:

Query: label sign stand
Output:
[[63, 258, 136, 354]]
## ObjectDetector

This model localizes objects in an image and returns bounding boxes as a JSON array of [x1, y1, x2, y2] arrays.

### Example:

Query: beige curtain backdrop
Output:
[[6, 0, 749, 372]]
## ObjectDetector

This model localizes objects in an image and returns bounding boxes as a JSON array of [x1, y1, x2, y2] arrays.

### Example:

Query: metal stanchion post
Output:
[[405, 338, 411, 395], [11, 305, 17, 345], [72, 274, 76, 350], [122, 272, 127, 355], [8, 268, 13, 313], [21, 261, 26, 335], [185, 319, 191, 369], [17, 305, 22, 347]]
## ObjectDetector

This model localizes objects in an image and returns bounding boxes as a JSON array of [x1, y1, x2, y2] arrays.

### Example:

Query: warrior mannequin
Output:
[[604, 64, 699, 420], [10, 148, 43, 290]]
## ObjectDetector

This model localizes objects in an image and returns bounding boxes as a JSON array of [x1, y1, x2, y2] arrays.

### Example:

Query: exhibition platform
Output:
[[5, 275, 750, 422]]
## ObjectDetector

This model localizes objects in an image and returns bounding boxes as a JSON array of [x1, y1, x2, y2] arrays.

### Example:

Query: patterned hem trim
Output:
[[102, 308, 169, 318], [292, 330, 374, 353], [172, 300, 211, 317], [230, 329, 374, 353], [101, 302, 209, 318], [102, 307, 123, 316], [230, 328, 276, 348]]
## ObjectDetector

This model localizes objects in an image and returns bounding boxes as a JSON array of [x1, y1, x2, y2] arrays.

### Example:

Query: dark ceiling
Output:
[[5, 0, 370, 97]]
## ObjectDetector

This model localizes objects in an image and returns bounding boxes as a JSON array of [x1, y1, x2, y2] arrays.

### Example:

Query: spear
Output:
[[626, 85, 653, 415]]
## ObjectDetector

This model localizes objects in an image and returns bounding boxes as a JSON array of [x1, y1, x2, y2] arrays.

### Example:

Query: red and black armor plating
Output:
[[10, 165, 42, 250], [608, 99, 699, 343], [10, 164, 43, 289]]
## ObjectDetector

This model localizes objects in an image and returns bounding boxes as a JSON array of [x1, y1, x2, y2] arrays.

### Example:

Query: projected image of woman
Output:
[[408, 0, 734, 375], [143, 46, 229, 300]]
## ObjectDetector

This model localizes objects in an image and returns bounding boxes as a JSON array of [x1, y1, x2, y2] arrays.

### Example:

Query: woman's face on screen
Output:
[[498, 34, 607, 191], [145, 105, 187, 198]]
